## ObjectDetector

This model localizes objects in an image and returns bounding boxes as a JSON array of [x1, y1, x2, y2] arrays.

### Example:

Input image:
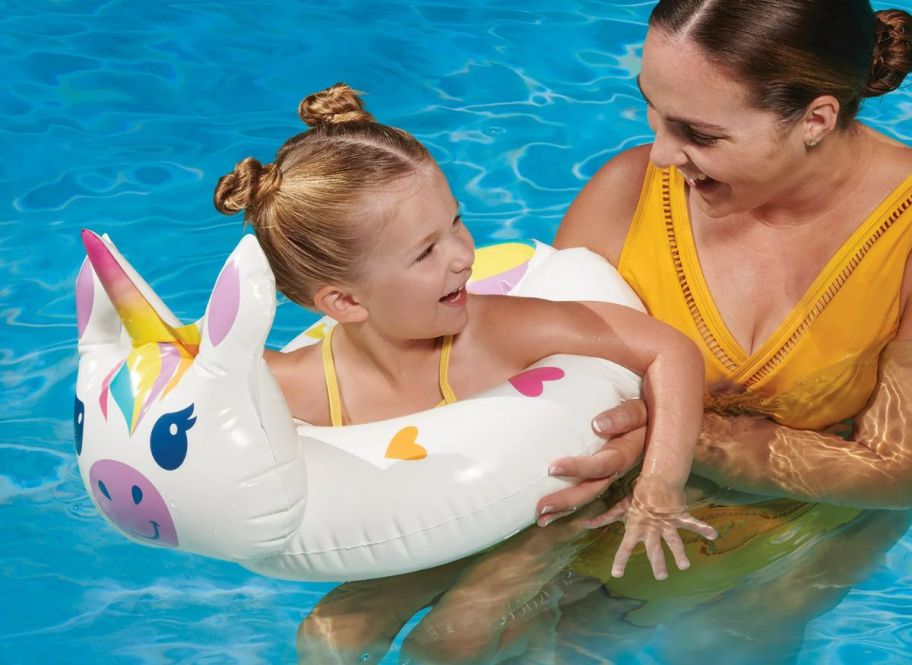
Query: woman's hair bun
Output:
[[213, 157, 282, 216], [867, 9, 912, 97], [298, 82, 375, 127]]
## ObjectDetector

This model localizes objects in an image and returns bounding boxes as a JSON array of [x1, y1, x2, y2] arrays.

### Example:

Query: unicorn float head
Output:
[[74, 230, 306, 562]]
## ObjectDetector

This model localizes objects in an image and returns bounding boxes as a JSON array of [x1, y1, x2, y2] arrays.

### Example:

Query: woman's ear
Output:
[[313, 285, 369, 323], [802, 95, 840, 147]]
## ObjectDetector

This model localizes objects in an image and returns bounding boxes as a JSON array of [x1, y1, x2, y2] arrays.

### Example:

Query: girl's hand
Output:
[[584, 479, 718, 580], [536, 399, 648, 526]]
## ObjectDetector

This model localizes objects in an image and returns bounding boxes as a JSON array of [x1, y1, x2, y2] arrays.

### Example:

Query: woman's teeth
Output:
[[686, 173, 711, 188]]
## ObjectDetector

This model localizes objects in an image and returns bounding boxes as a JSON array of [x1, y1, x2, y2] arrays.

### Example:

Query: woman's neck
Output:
[[751, 123, 875, 228]]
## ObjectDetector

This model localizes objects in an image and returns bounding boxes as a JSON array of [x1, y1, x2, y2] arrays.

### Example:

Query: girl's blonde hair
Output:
[[213, 83, 432, 307]]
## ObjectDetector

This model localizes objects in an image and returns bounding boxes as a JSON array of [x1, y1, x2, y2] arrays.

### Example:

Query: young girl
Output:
[[213, 83, 716, 585]]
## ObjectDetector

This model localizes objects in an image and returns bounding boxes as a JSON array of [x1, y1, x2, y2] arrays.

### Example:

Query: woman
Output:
[[540, 0, 912, 521], [299, 1, 912, 662]]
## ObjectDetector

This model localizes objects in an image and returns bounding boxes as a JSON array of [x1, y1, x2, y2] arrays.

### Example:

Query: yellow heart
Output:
[[305, 323, 327, 340], [385, 426, 427, 461]]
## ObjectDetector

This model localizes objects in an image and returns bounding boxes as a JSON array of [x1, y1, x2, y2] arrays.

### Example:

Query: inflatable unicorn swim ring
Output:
[[74, 230, 644, 581]]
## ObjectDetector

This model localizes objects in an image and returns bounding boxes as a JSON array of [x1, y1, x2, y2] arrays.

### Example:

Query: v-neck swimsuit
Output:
[[618, 164, 912, 430]]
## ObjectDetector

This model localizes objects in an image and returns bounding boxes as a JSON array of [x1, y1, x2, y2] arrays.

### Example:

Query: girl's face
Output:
[[639, 29, 809, 218], [355, 164, 475, 340]]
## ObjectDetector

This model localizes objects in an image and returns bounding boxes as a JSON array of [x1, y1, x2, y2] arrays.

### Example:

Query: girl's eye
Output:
[[416, 244, 435, 262], [453, 214, 463, 227], [684, 126, 719, 147]]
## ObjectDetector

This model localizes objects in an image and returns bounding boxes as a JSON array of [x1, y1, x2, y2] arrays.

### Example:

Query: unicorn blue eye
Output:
[[98, 480, 111, 501], [74, 396, 85, 455], [131, 485, 143, 505], [150, 404, 196, 471]]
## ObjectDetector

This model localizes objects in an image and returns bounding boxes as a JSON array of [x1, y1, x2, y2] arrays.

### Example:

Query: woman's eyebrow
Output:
[[636, 76, 728, 132]]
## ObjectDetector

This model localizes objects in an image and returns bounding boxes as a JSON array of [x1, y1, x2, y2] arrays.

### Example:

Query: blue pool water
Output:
[[3, 1, 912, 663]]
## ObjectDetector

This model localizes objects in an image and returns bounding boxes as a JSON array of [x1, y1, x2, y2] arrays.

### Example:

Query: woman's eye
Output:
[[684, 126, 718, 146], [416, 244, 435, 262]]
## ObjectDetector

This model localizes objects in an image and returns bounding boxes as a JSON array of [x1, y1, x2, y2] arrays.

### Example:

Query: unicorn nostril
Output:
[[131, 485, 143, 505]]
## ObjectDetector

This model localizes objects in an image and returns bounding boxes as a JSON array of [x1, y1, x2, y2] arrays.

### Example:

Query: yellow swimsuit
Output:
[[573, 164, 912, 619], [619, 164, 912, 430], [321, 325, 458, 427]]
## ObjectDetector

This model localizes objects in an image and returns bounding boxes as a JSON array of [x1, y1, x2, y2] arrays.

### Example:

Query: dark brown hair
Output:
[[649, 0, 912, 128], [213, 83, 433, 308]]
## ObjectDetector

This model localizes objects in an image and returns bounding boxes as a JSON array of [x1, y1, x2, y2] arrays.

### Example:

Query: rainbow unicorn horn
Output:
[[81, 229, 200, 356]]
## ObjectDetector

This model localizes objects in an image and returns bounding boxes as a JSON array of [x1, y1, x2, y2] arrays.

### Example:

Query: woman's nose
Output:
[[649, 124, 688, 169]]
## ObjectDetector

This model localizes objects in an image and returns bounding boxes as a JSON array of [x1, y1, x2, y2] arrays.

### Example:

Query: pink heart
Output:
[[508, 367, 565, 397]]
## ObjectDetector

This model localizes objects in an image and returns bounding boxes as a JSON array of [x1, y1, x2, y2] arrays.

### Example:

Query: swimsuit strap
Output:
[[438, 334, 458, 405], [321, 325, 344, 427], [323, 328, 457, 427]]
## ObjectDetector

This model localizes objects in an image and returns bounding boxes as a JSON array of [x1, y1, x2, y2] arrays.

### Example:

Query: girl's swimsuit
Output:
[[572, 164, 912, 621], [321, 325, 458, 427]]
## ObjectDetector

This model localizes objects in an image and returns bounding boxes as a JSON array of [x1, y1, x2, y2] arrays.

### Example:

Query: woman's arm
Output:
[[553, 145, 651, 261], [695, 338, 912, 508]]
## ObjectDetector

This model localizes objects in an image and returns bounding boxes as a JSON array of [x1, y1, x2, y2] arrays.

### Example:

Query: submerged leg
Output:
[[297, 559, 469, 665]]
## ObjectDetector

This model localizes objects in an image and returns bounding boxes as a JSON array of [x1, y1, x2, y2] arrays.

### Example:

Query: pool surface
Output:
[[3, 1, 912, 663]]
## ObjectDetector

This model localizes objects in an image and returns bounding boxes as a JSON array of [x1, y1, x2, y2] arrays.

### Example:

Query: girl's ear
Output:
[[313, 285, 369, 323]]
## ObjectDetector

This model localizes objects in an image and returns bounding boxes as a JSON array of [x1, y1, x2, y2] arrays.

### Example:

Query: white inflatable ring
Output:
[[75, 231, 643, 581]]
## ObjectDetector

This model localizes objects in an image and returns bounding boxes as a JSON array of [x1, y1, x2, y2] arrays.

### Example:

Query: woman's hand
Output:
[[536, 399, 649, 526], [587, 479, 718, 580]]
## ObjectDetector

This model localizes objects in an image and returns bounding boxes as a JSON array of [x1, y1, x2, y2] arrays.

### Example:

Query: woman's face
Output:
[[639, 29, 808, 218]]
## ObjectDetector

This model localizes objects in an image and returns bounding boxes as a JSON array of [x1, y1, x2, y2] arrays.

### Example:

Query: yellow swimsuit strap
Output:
[[321, 325, 345, 428], [438, 334, 458, 406], [321, 327, 458, 427]]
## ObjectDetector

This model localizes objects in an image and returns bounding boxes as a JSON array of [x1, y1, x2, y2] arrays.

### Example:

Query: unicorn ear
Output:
[[196, 234, 276, 373], [76, 253, 125, 353]]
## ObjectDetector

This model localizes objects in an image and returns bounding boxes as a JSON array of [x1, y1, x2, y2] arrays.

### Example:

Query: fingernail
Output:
[[548, 465, 565, 476], [582, 520, 600, 530], [656, 572, 668, 581], [611, 569, 623, 578], [539, 505, 554, 516], [538, 516, 554, 527], [592, 416, 611, 433]]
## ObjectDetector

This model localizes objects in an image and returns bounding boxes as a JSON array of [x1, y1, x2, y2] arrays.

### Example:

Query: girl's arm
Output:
[[481, 296, 717, 579]]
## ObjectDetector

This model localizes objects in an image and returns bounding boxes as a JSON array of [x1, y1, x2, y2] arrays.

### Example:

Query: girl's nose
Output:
[[451, 232, 475, 272]]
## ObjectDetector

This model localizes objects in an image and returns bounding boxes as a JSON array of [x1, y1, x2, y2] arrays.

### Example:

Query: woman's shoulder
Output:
[[554, 144, 652, 266]]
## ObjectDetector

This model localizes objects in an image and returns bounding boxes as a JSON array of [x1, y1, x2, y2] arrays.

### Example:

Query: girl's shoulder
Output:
[[264, 345, 328, 423], [554, 144, 652, 266]]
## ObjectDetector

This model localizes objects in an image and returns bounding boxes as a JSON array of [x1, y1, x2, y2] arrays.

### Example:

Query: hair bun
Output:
[[297, 82, 374, 127], [867, 9, 912, 97], [213, 158, 282, 216]]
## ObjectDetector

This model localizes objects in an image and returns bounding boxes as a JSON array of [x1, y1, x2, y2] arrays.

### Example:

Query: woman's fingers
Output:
[[591, 399, 648, 438], [536, 477, 614, 524], [548, 446, 625, 481]]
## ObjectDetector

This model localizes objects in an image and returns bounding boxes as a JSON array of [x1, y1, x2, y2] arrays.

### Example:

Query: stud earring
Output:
[[806, 139, 818, 148]]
